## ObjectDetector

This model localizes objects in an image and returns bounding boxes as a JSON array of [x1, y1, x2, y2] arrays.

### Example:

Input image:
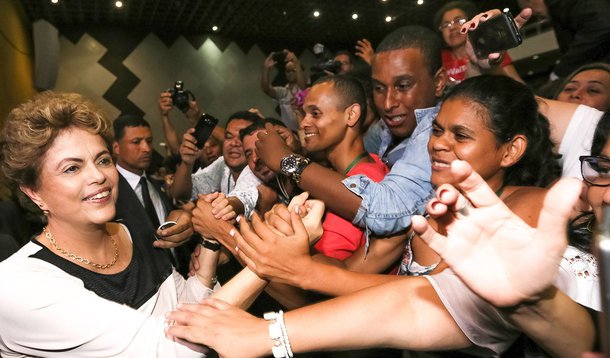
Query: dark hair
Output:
[[568, 112, 610, 252], [554, 62, 610, 100], [444, 75, 561, 187], [263, 117, 287, 128], [432, 1, 479, 31], [312, 74, 368, 126], [113, 114, 150, 141], [334, 50, 355, 63], [376, 25, 442, 76], [239, 122, 266, 142], [225, 111, 262, 129]]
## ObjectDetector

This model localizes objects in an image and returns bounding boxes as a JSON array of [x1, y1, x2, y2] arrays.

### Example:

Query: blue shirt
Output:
[[342, 104, 440, 237]]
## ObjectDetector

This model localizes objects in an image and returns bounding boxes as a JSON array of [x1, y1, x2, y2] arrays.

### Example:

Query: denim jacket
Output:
[[343, 104, 439, 237]]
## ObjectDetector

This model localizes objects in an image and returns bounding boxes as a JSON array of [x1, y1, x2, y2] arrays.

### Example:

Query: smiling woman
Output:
[[0, 92, 224, 357]]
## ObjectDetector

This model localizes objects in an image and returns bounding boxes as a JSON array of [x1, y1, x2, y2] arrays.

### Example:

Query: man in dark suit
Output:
[[112, 115, 194, 277]]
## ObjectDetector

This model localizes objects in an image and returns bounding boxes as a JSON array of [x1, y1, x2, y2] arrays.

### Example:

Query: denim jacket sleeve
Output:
[[342, 106, 437, 236]]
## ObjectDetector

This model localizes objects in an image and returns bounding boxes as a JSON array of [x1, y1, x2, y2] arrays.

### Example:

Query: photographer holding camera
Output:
[[261, 50, 306, 131], [158, 81, 204, 155]]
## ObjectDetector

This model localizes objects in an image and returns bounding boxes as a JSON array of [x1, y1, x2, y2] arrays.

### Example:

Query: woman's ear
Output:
[[19, 184, 45, 210], [501, 134, 527, 168], [344, 104, 362, 128]]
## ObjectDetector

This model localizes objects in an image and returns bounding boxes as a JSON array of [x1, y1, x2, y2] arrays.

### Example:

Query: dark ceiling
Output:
[[20, 0, 520, 49]]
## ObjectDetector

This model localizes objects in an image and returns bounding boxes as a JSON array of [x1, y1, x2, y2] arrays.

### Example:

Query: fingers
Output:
[[288, 192, 309, 211], [536, 178, 582, 252], [411, 215, 448, 257], [450, 160, 502, 208], [514, 8, 532, 29], [290, 206, 308, 241]]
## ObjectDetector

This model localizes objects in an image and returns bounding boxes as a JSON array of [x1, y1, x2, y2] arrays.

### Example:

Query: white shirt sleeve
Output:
[[191, 156, 225, 198], [558, 105, 604, 179], [228, 165, 262, 219]]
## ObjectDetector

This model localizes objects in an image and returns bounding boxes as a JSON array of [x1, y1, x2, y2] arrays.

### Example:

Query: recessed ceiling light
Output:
[[417, 0, 424, 4], [381, 0, 388, 2], [352, 13, 359, 20], [532, 55, 539, 60], [115, 1, 123, 8], [51, 0, 59, 4], [385, 16, 393, 22], [212, 25, 219, 31], [313, 10, 320, 17]]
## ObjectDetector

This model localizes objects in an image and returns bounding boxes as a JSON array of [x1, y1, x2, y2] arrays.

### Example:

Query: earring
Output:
[[43, 210, 49, 217]]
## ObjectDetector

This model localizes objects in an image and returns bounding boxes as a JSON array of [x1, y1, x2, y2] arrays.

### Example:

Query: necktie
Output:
[[139, 176, 160, 227]]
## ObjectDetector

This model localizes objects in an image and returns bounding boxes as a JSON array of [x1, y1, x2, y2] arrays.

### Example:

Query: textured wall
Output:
[[0, 0, 37, 122], [53, 28, 316, 152]]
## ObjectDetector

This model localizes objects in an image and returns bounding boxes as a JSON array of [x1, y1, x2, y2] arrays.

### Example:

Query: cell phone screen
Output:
[[193, 113, 219, 149], [468, 12, 523, 58]]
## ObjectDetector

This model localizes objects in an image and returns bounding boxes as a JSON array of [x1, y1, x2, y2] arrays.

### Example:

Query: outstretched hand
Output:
[[411, 160, 581, 307], [235, 210, 311, 284], [166, 298, 268, 358]]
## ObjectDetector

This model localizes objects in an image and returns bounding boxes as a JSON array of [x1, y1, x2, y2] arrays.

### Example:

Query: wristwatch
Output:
[[201, 238, 221, 252], [279, 154, 311, 185]]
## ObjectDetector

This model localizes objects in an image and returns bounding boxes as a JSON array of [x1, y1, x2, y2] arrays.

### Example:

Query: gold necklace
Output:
[[44, 227, 119, 270]]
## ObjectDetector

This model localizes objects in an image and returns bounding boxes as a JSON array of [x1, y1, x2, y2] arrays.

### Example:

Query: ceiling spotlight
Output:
[[51, 0, 59, 4], [352, 13, 359, 20], [385, 16, 393, 22], [212, 25, 219, 31], [115, 1, 123, 8], [417, 0, 424, 4], [503, 7, 510, 13], [313, 10, 320, 17], [381, 0, 388, 2]]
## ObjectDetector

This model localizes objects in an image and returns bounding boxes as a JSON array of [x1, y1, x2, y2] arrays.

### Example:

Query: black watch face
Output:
[[282, 156, 298, 174]]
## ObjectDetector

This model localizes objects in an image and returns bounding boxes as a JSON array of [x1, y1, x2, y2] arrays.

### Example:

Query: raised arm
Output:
[[261, 53, 278, 98]]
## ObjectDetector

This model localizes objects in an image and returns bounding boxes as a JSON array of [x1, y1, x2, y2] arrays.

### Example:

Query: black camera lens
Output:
[[170, 81, 190, 113]]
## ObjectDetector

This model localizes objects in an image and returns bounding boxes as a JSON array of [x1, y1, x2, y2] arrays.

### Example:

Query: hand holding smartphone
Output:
[[193, 113, 219, 149], [468, 12, 523, 59]]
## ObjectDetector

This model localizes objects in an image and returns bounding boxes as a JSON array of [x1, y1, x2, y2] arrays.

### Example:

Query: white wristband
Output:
[[264, 310, 293, 358]]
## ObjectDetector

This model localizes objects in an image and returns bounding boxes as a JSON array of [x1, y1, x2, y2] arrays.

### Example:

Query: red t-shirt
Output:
[[442, 49, 513, 83], [313, 154, 389, 260]]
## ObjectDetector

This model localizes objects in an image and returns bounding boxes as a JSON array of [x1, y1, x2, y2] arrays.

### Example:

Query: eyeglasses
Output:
[[438, 17, 467, 31], [580, 155, 610, 186]]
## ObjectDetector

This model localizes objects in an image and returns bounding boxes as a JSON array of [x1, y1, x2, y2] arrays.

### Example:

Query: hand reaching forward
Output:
[[355, 38, 374, 65], [235, 210, 311, 285], [411, 160, 582, 307]]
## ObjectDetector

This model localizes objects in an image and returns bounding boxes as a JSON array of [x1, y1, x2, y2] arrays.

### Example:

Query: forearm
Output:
[[170, 163, 194, 201], [284, 277, 469, 352], [264, 282, 318, 310], [506, 287, 596, 358], [261, 68, 274, 97], [294, 256, 400, 296], [227, 196, 245, 216], [343, 233, 407, 274], [160, 114, 181, 155], [212, 267, 267, 310], [299, 163, 360, 221]]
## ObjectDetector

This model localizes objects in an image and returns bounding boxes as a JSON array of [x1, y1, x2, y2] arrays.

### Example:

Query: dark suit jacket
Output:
[[114, 173, 192, 277]]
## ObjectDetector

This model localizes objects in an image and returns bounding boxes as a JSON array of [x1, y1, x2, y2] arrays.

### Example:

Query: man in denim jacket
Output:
[[256, 26, 448, 237]]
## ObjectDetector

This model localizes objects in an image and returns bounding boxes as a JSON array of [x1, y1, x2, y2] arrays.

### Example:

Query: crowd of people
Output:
[[0, 2, 609, 357]]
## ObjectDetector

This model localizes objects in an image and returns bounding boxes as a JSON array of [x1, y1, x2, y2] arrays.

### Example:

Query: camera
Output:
[[271, 50, 287, 64], [168, 81, 195, 113], [468, 12, 523, 59], [311, 59, 341, 74]]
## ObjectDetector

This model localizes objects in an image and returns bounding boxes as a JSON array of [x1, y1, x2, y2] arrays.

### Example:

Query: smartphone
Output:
[[595, 204, 610, 355], [193, 113, 218, 149], [468, 12, 522, 59]]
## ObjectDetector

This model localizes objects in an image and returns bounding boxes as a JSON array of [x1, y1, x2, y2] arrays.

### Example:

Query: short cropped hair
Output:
[[376, 25, 443, 76], [432, 1, 479, 31], [1, 92, 112, 189], [226, 111, 262, 129], [113, 114, 150, 141], [312, 75, 368, 125]]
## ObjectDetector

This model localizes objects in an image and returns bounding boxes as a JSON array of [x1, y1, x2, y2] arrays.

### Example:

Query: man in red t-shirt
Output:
[[300, 76, 389, 260]]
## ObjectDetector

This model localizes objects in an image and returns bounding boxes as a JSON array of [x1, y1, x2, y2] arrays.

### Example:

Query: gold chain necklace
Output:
[[44, 227, 119, 270]]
